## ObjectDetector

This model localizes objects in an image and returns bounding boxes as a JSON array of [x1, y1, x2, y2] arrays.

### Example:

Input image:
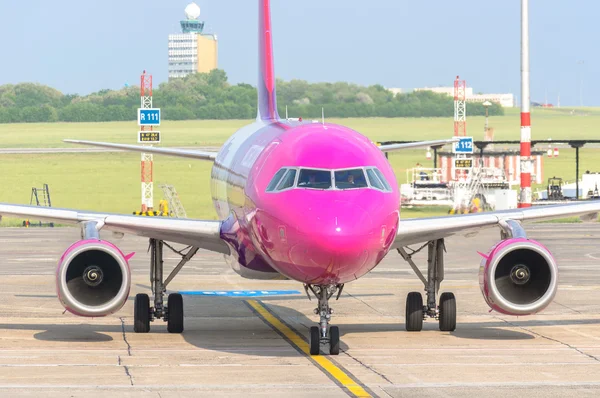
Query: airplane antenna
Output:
[[322, 107, 325, 125]]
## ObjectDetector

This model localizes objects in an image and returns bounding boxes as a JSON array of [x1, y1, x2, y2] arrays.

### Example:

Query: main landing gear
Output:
[[304, 284, 344, 356], [398, 239, 457, 332], [134, 238, 199, 334]]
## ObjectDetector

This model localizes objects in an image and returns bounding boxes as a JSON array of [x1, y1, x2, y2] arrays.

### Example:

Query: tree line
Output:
[[0, 69, 504, 123]]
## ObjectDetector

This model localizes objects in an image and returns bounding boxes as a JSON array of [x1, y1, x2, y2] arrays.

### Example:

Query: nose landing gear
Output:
[[304, 284, 343, 355]]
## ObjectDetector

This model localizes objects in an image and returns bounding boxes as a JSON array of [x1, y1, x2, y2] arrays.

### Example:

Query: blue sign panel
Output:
[[179, 290, 301, 297], [138, 108, 161, 126], [454, 136, 473, 154]]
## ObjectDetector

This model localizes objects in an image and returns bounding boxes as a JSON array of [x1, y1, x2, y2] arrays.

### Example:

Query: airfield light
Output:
[[426, 148, 432, 160], [547, 145, 553, 157], [553, 147, 559, 157]]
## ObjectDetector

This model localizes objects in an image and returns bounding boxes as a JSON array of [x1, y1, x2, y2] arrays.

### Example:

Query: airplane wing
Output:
[[393, 202, 600, 247], [378, 138, 458, 153], [0, 204, 229, 254], [64, 140, 218, 161]]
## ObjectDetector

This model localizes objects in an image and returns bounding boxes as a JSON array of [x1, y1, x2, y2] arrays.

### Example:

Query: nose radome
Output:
[[297, 200, 374, 238], [287, 201, 378, 283]]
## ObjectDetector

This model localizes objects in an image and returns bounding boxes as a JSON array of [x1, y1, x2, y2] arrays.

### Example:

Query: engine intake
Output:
[[479, 238, 558, 316], [57, 239, 131, 317]]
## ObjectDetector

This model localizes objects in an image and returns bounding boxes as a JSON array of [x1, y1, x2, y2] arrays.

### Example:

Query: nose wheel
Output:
[[305, 284, 343, 355], [309, 325, 340, 355]]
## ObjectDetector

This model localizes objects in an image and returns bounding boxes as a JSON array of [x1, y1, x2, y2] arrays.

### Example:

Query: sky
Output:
[[0, 0, 596, 106]]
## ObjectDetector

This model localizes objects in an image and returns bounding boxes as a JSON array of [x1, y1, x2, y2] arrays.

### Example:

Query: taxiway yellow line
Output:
[[246, 299, 372, 398]]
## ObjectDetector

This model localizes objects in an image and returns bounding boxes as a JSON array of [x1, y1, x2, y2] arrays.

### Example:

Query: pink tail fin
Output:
[[257, 0, 279, 121]]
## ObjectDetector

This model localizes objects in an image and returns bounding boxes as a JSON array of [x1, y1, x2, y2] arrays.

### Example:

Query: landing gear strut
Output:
[[304, 284, 343, 355], [398, 239, 456, 332], [133, 238, 199, 333]]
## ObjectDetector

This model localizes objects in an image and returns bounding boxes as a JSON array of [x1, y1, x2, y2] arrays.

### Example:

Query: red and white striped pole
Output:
[[519, 0, 532, 208]]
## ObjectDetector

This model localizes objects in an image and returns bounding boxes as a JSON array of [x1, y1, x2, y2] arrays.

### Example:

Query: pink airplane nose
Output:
[[287, 200, 380, 283], [297, 199, 374, 237]]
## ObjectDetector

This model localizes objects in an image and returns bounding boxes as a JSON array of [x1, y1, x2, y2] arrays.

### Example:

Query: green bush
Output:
[[0, 70, 505, 123]]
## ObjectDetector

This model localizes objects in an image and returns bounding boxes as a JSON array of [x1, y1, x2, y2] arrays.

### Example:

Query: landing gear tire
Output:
[[309, 326, 320, 355], [405, 292, 423, 332], [438, 292, 456, 332], [134, 293, 150, 333], [167, 293, 184, 334], [329, 326, 340, 355]]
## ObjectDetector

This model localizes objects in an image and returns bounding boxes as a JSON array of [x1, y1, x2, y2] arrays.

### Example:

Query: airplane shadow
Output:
[[4, 296, 600, 355], [0, 323, 118, 343], [34, 326, 115, 342]]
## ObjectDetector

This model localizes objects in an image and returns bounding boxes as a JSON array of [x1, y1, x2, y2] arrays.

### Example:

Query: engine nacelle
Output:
[[479, 238, 558, 316], [56, 239, 132, 317]]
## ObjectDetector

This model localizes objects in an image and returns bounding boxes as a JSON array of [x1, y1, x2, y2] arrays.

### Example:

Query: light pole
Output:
[[483, 100, 492, 134], [519, 0, 532, 208]]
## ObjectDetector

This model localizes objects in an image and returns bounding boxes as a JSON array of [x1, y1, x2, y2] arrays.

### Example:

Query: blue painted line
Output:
[[179, 290, 301, 297]]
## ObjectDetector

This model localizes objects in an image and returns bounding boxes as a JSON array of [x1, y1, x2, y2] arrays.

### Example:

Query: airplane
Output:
[[2, 0, 600, 357]]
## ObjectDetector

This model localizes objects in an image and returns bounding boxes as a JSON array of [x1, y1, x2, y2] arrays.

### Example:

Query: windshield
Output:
[[334, 169, 368, 189], [298, 169, 332, 189], [366, 168, 392, 192], [266, 167, 391, 193], [373, 168, 392, 191], [366, 169, 384, 190], [266, 168, 288, 192], [276, 169, 297, 190]]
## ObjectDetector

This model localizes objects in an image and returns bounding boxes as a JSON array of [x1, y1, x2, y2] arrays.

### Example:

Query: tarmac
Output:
[[1, 224, 600, 397]]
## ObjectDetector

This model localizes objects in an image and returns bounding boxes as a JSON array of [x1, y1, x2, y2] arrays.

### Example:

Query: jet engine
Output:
[[56, 239, 132, 317], [479, 238, 558, 316]]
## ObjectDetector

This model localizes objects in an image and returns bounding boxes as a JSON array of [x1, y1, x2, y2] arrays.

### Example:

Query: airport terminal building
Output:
[[414, 86, 515, 108], [168, 3, 218, 80]]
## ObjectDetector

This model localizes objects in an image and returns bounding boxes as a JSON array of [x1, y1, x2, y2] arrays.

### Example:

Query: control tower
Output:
[[168, 2, 218, 79]]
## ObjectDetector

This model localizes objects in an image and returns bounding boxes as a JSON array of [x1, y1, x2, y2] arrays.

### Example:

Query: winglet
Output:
[[257, 0, 279, 121]]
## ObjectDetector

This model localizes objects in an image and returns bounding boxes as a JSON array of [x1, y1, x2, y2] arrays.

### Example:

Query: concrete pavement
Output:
[[0, 225, 600, 396]]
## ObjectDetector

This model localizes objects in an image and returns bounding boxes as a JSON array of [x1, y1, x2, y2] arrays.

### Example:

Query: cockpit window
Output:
[[266, 166, 391, 193], [298, 169, 332, 189], [366, 169, 384, 190], [366, 168, 392, 192], [266, 168, 288, 192], [335, 169, 368, 189], [373, 168, 392, 191], [276, 169, 297, 191]]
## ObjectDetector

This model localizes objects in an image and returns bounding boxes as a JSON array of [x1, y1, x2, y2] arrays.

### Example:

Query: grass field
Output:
[[1, 108, 599, 224], [1, 107, 600, 147]]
